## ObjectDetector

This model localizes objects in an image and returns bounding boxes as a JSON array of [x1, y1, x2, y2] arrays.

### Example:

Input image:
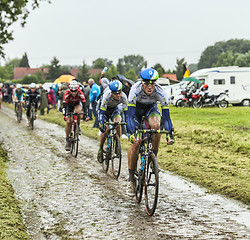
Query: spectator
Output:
[[52, 83, 58, 108], [3, 85, 8, 102], [58, 84, 68, 112], [7, 84, 13, 104], [83, 81, 92, 120], [57, 85, 63, 112], [38, 84, 48, 115], [88, 78, 100, 128], [47, 87, 56, 113]]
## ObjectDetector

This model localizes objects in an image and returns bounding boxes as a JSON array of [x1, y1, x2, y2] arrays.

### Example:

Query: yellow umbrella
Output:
[[54, 75, 75, 84]]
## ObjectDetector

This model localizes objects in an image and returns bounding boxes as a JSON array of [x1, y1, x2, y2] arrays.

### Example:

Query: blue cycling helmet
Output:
[[140, 68, 159, 82], [109, 80, 123, 93]]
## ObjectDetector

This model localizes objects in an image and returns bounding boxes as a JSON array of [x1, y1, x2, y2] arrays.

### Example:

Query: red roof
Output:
[[13, 67, 49, 79], [162, 73, 177, 80], [70, 69, 80, 77], [13, 67, 103, 79], [88, 68, 102, 76]]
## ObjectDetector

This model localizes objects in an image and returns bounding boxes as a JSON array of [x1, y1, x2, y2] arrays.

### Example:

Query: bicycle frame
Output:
[[67, 112, 84, 157], [134, 128, 169, 216], [102, 121, 126, 179]]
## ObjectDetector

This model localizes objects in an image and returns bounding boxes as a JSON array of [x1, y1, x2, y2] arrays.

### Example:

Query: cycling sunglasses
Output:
[[112, 91, 122, 95], [143, 81, 156, 86], [70, 89, 78, 92]]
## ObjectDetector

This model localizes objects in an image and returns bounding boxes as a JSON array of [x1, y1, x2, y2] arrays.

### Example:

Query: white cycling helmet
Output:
[[29, 83, 36, 89], [16, 84, 22, 89], [69, 80, 79, 92]]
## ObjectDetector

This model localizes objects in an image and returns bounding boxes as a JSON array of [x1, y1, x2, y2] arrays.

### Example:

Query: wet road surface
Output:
[[0, 106, 250, 239]]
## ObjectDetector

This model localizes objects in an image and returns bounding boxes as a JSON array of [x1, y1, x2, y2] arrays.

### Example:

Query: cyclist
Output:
[[13, 84, 26, 118], [26, 83, 40, 126], [126, 68, 174, 196], [62, 80, 87, 151], [97, 80, 128, 163]]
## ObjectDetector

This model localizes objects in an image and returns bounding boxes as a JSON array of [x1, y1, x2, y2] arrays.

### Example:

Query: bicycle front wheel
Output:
[[111, 134, 122, 179], [135, 152, 145, 204], [17, 104, 21, 123], [144, 153, 159, 216], [30, 108, 35, 130], [71, 123, 79, 157]]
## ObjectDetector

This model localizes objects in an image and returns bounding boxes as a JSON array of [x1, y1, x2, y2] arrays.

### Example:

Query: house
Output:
[[12, 67, 103, 80], [13, 67, 49, 79], [161, 73, 179, 84]]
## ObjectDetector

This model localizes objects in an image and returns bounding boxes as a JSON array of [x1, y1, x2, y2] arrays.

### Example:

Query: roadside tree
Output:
[[124, 68, 137, 81], [0, 0, 50, 58], [175, 58, 187, 80], [77, 61, 90, 82], [46, 57, 63, 81], [19, 52, 30, 67], [198, 39, 250, 69], [116, 55, 147, 75], [92, 58, 113, 69]]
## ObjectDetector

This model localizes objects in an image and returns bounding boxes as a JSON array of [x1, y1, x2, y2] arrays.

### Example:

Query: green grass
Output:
[[0, 144, 30, 239], [160, 107, 250, 204], [3, 103, 250, 205]]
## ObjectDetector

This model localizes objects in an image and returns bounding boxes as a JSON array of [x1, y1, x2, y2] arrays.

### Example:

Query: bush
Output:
[[20, 75, 39, 84]]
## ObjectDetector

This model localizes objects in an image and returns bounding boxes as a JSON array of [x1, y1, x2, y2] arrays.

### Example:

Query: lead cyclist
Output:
[[126, 68, 174, 197]]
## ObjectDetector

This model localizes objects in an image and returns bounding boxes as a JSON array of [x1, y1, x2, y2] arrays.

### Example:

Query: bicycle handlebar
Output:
[[67, 112, 85, 116], [137, 129, 169, 134], [105, 122, 127, 126]]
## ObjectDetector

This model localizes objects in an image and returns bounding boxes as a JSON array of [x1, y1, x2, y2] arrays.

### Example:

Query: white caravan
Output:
[[190, 66, 250, 106]]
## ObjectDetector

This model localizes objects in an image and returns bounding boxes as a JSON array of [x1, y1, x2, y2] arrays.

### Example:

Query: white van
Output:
[[190, 66, 250, 106]]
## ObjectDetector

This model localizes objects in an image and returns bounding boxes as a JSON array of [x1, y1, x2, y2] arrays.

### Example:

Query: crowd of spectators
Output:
[[0, 74, 133, 133]]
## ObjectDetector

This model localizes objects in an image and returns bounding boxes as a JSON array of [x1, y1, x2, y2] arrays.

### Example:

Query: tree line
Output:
[[1, 38, 250, 85], [1, 1, 250, 84]]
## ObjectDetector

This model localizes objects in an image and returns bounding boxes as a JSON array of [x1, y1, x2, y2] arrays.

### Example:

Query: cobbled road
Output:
[[0, 106, 249, 239]]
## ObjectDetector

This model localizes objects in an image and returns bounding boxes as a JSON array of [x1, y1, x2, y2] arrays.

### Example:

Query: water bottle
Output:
[[102, 67, 107, 74], [141, 156, 145, 171]]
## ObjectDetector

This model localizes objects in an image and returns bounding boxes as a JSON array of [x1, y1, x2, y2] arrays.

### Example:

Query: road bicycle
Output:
[[68, 112, 84, 157], [15, 101, 22, 123], [134, 126, 169, 216], [102, 122, 126, 179]]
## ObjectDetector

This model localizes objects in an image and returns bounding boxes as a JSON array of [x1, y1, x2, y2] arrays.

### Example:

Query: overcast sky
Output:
[[4, 0, 250, 70]]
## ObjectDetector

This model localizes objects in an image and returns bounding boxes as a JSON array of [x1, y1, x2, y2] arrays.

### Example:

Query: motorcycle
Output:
[[193, 90, 229, 108], [176, 88, 201, 108]]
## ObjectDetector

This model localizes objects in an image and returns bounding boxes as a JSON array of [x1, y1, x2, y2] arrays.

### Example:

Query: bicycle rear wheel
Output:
[[135, 151, 145, 204], [144, 153, 159, 216], [111, 134, 122, 179], [71, 123, 79, 157]]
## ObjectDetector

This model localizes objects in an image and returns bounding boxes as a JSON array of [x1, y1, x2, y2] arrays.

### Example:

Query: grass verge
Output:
[[0, 144, 29, 239]]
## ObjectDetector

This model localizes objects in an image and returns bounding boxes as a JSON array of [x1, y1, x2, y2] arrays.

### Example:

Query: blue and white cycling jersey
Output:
[[100, 89, 127, 111], [98, 89, 128, 125], [128, 81, 169, 107], [127, 81, 173, 134]]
